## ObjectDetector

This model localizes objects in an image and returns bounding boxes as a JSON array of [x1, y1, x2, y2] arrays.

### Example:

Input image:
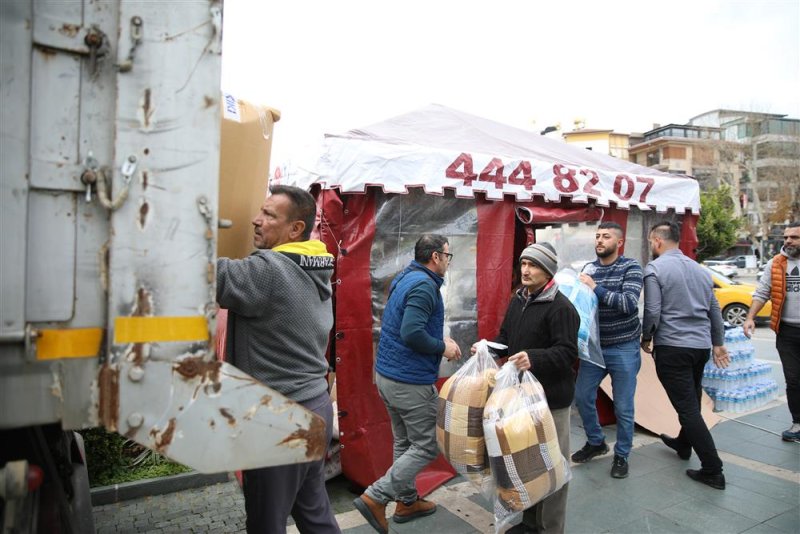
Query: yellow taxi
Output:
[[702, 266, 772, 326]]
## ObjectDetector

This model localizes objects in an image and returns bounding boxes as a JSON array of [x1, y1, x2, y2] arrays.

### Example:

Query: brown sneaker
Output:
[[352, 494, 388, 534], [392, 498, 437, 523]]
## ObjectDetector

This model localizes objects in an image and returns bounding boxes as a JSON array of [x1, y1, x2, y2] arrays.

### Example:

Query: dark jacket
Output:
[[494, 279, 580, 409], [376, 261, 446, 385]]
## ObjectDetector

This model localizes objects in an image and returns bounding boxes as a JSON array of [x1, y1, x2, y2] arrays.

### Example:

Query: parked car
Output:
[[703, 260, 738, 278], [702, 266, 771, 326], [727, 254, 759, 269]]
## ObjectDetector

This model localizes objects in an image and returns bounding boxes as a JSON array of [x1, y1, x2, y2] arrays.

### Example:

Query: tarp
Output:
[[286, 104, 700, 214]]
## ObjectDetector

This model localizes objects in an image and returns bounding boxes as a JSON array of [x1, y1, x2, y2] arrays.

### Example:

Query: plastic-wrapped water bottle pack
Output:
[[701, 326, 779, 413]]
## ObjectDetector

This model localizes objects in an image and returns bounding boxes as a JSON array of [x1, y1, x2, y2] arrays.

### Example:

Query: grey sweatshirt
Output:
[[642, 248, 724, 348], [753, 250, 800, 326], [217, 243, 334, 402]]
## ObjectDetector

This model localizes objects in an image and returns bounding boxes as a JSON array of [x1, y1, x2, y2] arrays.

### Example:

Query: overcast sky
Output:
[[221, 0, 800, 166]]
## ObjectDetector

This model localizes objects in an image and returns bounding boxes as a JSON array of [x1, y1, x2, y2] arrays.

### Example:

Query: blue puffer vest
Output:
[[375, 262, 444, 385]]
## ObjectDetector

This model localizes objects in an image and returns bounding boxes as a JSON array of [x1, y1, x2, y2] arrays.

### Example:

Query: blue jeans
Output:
[[575, 338, 641, 458]]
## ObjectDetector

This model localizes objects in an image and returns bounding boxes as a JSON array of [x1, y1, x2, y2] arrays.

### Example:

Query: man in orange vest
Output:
[[744, 222, 800, 443]]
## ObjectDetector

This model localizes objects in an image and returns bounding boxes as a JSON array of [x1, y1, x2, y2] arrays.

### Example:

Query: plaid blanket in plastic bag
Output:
[[483, 362, 572, 532], [436, 340, 499, 490]]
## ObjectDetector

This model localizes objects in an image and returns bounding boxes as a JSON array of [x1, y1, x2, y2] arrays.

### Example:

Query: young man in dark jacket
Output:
[[493, 243, 580, 534]]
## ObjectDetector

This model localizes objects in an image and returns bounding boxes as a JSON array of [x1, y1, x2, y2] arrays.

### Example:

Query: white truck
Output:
[[0, 2, 321, 531]]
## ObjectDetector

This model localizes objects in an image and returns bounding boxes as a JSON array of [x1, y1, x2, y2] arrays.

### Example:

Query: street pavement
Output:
[[93, 323, 799, 533]]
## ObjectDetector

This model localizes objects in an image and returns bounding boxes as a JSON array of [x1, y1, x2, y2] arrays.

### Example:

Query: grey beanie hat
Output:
[[519, 242, 558, 277]]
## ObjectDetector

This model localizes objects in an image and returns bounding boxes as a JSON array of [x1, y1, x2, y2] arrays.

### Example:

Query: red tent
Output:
[[279, 104, 702, 494]]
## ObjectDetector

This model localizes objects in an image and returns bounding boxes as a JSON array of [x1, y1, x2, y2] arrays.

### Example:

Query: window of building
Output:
[[765, 120, 800, 136], [646, 150, 660, 166], [756, 141, 800, 159], [663, 146, 687, 160], [737, 124, 749, 139], [694, 146, 715, 165]]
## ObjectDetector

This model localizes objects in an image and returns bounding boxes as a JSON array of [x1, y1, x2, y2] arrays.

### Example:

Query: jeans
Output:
[[776, 323, 800, 423], [654, 345, 723, 474], [242, 392, 340, 534], [574, 338, 641, 458], [366, 373, 440, 505]]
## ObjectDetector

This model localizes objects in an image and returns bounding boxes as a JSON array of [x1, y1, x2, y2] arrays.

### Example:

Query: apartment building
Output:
[[562, 128, 631, 160], [629, 110, 799, 226]]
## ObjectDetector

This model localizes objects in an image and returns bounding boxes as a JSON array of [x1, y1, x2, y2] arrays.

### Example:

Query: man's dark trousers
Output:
[[242, 392, 340, 533], [777, 323, 800, 423], [654, 346, 723, 474]]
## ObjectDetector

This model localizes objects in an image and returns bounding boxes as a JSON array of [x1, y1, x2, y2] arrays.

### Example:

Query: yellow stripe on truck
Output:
[[114, 316, 209, 344], [37, 328, 104, 360]]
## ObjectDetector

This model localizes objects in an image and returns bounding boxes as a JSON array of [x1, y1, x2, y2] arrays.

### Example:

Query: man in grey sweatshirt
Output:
[[641, 221, 730, 491], [217, 185, 340, 534], [744, 222, 800, 442]]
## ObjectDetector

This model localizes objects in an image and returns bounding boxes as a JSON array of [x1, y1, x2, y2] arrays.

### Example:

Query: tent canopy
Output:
[[287, 104, 700, 214]]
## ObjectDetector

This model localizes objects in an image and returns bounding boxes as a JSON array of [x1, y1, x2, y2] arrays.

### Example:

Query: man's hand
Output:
[[508, 351, 531, 371], [640, 337, 653, 354], [743, 318, 756, 338], [712, 345, 729, 369], [443, 338, 462, 361], [470, 342, 478, 356], [578, 273, 597, 290]]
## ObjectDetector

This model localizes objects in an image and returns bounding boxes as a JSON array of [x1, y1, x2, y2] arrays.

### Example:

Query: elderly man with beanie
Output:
[[489, 242, 580, 534]]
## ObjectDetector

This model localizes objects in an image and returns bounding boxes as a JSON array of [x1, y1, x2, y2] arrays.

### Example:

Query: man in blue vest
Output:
[[354, 234, 462, 534]]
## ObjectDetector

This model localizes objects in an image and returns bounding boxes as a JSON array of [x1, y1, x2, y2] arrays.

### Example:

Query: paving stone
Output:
[[92, 398, 800, 534], [741, 522, 790, 533], [764, 507, 800, 533], [659, 498, 760, 533], [610, 511, 703, 534]]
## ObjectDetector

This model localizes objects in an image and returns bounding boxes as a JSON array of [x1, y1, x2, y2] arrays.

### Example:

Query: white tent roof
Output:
[[286, 104, 700, 213]]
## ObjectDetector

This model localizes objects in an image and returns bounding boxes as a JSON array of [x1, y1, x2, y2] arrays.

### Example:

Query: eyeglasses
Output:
[[435, 250, 454, 262]]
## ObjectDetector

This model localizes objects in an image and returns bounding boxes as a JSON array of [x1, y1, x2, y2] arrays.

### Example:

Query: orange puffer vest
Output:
[[769, 254, 787, 333]]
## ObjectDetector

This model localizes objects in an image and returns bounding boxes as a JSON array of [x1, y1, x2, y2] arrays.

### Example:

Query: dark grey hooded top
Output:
[[217, 242, 334, 402]]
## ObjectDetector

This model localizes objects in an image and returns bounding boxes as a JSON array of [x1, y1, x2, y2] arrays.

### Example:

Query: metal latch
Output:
[[117, 16, 143, 73]]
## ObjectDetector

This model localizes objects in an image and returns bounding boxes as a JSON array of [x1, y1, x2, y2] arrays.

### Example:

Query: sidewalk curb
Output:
[[91, 471, 233, 506]]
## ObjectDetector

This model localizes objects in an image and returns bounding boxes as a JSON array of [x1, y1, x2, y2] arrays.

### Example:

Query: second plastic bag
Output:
[[483, 362, 572, 532], [555, 268, 604, 368], [437, 339, 499, 493]]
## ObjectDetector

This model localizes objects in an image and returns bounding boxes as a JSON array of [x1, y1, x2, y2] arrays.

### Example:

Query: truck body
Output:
[[0, 2, 320, 531]]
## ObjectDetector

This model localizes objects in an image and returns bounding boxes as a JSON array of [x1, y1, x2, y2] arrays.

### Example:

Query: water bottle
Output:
[[720, 391, 731, 412], [741, 343, 754, 364], [730, 390, 739, 412]]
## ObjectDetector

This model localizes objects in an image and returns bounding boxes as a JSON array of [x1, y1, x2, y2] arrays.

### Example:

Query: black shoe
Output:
[[611, 455, 629, 478], [571, 441, 609, 463], [686, 469, 725, 490], [660, 433, 691, 460]]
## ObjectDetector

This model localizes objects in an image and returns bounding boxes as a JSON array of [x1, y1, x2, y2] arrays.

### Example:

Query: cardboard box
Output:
[[218, 93, 280, 259]]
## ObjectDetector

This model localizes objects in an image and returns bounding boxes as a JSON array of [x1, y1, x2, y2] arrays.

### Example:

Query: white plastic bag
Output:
[[483, 362, 572, 533], [437, 340, 499, 494], [555, 268, 604, 368]]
